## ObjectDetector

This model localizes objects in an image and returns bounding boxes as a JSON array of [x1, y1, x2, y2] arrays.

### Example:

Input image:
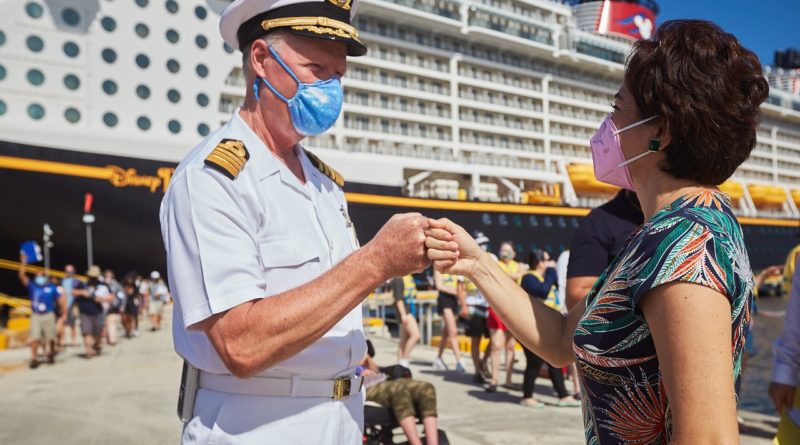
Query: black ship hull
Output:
[[1, 143, 797, 295]]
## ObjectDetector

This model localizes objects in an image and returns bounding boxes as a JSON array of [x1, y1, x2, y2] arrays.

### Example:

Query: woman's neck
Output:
[[634, 172, 705, 222]]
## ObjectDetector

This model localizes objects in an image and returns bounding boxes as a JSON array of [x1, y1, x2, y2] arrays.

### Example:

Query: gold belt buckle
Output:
[[333, 376, 351, 400]]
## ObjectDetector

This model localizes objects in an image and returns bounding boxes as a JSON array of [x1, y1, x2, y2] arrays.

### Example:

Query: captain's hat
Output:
[[220, 0, 367, 56]]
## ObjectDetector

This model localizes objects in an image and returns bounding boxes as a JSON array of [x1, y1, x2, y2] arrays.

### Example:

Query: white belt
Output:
[[199, 371, 363, 400]]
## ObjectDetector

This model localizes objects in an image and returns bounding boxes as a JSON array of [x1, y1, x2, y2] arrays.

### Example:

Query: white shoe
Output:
[[132, 330, 140, 337], [398, 359, 411, 368], [432, 357, 448, 371], [455, 362, 466, 373]]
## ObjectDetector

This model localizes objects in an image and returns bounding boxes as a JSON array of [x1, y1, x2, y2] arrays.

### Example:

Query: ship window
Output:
[[195, 34, 208, 49], [26, 35, 44, 52], [195, 6, 207, 20], [27, 69, 45, 86], [102, 80, 118, 95], [102, 48, 117, 64], [62, 8, 80, 26], [63, 41, 80, 57], [136, 84, 150, 99], [136, 54, 150, 69], [27, 103, 45, 120], [135, 0, 148, 7], [197, 123, 210, 136], [223, 43, 234, 54], [103, 112, 118, 127], [0, 100, 6, 116], [26, 2, 44, 19], [165, 1, 179, 14], [168, 119, 182, 134], [135, 23, 149, 38], [166, 29, 179, 43], [101, 16, 116, 32], [166, 59, 180, 73], [167, 88, 181, 103], [63, 74, 80, 90], [0, 65, 6, 81], [196, 64, 209, 78], [0, 31, 6, 47], [196, 93, 209, 107], [64, 107, 80, 123], [137, 116, 151, 130]]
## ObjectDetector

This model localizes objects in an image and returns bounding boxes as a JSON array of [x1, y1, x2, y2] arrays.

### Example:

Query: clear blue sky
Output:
[[656, 0, 800, 65]]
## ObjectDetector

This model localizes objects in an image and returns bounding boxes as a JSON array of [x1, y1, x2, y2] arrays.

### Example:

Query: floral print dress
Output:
[[573, 190, 753, 444]]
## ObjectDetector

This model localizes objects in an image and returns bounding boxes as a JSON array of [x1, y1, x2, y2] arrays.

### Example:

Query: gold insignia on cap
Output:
[[328, 0, 352, 10], [262, 17, 360, 42], [205, 139, 249, 179], [305, 149, 344, 188]]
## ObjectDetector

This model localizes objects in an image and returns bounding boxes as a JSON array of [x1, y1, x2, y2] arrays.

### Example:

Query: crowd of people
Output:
[[18, 253, 170, 368]]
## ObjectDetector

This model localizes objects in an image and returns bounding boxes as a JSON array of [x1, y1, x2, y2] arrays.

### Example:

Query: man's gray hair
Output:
[[242, 31, 289, 76]]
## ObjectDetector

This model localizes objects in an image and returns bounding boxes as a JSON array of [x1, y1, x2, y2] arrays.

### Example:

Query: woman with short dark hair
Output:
[[424, 20, 767, 443]]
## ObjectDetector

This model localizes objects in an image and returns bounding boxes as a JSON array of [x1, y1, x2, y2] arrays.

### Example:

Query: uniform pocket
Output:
[[258, 236, 320, 269]]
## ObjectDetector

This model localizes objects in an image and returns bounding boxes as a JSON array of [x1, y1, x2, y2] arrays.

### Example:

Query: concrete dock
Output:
[[0, 310, 780, 445]]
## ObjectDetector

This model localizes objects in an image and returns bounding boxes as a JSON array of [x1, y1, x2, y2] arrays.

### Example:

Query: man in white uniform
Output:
[[159, 1, 430, 443]]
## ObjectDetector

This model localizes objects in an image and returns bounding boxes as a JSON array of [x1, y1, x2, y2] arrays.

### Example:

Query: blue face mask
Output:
[[35, 276, 46, 286], [254, 46, 343, 137]]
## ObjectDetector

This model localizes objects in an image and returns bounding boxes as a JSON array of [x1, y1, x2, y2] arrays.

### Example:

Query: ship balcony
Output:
[[342, 103, 453, 127], [466, 6, 557, 57], [360, 0, 462, 29]]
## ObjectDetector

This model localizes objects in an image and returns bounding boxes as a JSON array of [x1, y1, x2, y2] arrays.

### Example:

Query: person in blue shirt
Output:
[[19, 253, 65, 368], [60, 264, 80, 348]]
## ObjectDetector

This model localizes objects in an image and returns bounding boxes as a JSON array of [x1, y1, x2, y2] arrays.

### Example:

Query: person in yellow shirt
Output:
[[432, 271, 467, 373], [485, 242, 528, 392], [393, 275, 421, 368], [783, 243, 800, 297]]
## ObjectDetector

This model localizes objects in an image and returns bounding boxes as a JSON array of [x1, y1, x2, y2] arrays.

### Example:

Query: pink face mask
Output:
[[590, 114, 659, 191]]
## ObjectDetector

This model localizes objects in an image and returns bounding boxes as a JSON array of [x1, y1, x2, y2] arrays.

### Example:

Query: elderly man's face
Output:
[[254, 34, 347, 143]]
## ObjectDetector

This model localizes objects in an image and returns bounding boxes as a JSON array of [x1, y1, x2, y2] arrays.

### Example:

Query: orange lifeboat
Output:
[[567, 164, 619, 194], [718, 181, 744, 201], [523, 184, 562, 206], [748, 184, 787, 208], [791, 189, 800, 208]]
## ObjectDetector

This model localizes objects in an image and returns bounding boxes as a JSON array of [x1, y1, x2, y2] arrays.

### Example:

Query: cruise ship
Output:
[[1, 0, 799, 292]]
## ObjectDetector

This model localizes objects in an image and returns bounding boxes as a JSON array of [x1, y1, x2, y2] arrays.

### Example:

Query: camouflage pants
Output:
[[366, 379, 438, 421]]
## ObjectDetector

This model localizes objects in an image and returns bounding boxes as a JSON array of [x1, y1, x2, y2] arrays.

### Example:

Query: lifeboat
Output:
[[523, 184, 562, 205], [567, 163, 619, 194], [792, 189, 800, 208], [748, 184, 787, 208], [718, 181, 744, 201]]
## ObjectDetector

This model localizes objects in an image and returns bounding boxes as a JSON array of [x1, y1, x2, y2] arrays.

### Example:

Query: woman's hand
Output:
[[424, 218, 483, 278]]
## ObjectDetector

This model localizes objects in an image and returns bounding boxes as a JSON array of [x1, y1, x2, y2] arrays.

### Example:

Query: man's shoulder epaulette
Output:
[[305, 149, 344, 188], [204, 139, 249, 179]]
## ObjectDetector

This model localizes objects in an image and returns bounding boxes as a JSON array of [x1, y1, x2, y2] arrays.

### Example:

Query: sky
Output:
[[656, 0, 800, 66]]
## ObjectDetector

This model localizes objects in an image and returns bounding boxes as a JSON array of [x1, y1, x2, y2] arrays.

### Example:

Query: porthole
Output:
[[63, 41, 80, 57], [196, 93, 209, 107], [136, 84, 150, 99], [166, 29, 179, 43], [195, 34, 208, 49], [62, 8, 80, 26], [64, 107, 81, 123], [63, 74, 80, 90], [168, 119, 181, 133], [0, 65, 6, 81], [135, 23, 149, 38], [25, 2, 44, 19], [102, 79, 118, 95], [136, 54, 150, 68], [197, 123, 210, 136], [137, 116, 151, 130], [135, 0, 148, 7], [101, 16, 116, 32], [28, 103, 45, 120], [195, 64, 209, 78], [0, 100, 6, 116], [166, 59, 180, 73], [103, 112, 118, 127], [26, 35, 44, 52], [165, 0, 178, 14], [223, 43, 234, 54], [102, 48, 117, 64], [167, 89, 180, 103], [0, 31, 6, 47], [27, 69, 45, 86], [195, 6, 207, 20]]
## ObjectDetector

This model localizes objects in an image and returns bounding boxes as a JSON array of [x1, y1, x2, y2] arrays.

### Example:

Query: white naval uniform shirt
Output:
[[160, 111, 366, 444]]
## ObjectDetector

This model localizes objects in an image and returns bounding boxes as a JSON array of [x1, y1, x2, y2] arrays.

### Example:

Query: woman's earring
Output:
[[648, 138, 661, 152]]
